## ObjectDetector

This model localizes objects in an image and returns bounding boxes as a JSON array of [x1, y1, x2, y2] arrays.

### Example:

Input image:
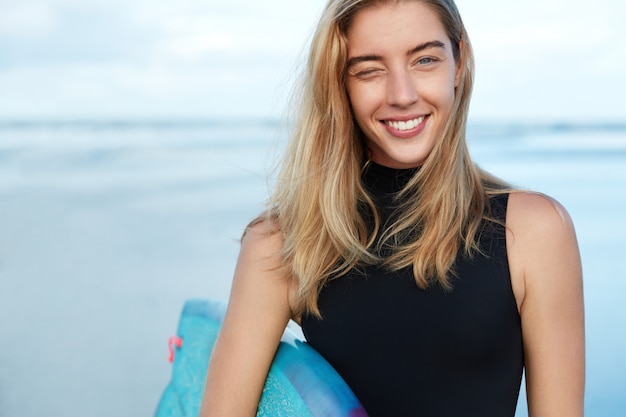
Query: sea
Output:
[[0, 120, 624, 417]]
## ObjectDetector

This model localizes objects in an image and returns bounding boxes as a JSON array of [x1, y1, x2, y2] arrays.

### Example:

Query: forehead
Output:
[[345, 2, 450, 55]]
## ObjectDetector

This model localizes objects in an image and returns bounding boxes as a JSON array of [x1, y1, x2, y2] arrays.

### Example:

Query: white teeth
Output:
[[386, 116, 425, 131]]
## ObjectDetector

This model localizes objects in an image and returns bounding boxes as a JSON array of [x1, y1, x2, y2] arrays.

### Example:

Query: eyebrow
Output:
[[346, 40, 446, 69]]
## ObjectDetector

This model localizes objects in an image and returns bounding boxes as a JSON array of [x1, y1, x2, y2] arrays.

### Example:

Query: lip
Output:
[[381, 114, 429, 138]]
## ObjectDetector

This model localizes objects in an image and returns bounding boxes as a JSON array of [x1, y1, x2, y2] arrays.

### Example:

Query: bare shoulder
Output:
[[506, 190, 579, 273], [200, 218, 294, 416], [505, 191, 581, 310], [239, 218, 284, 268], [507, 191, 576, 237], [239, 217, 301, 310], [234, 218, 293, 306], [506, 192, 585, 415]]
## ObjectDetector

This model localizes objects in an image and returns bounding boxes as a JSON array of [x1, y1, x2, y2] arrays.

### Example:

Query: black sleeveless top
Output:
[[301, 163, 524, 417]]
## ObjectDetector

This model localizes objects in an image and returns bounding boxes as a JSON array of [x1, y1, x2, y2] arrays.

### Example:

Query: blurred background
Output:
[[0, 0, 624, 416]]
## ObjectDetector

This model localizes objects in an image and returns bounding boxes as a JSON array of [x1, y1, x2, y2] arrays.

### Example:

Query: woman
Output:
[[200, 0, 585, 416]]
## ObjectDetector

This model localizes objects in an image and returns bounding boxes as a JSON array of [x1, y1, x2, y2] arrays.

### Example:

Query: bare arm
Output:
[[200, 222, 293, 417], [507, 192, 585, 416]]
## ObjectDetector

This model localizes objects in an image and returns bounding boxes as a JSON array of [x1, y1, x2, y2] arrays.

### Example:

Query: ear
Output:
[[454, 40, 463, 88]]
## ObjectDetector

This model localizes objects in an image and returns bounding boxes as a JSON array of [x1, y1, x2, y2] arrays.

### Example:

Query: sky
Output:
[[0, 0, 624, 122]]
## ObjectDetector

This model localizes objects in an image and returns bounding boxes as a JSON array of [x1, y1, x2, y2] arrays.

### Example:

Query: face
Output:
[[345, 1, 461, 169]]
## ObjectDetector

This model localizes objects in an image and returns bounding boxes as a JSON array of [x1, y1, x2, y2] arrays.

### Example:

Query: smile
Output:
[[384, 116, 426, 131]]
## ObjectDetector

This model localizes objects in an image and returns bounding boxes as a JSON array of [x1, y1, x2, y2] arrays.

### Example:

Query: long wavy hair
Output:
[[261, 0, 509, 317]]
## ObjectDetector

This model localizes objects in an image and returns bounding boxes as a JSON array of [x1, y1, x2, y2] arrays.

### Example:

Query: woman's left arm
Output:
[[507, 192, 585, 416]]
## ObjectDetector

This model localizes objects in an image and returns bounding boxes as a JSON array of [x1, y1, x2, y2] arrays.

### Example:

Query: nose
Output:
[[386, 69, 418, 108]]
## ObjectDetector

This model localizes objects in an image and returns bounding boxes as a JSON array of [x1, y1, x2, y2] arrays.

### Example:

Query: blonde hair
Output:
[[262, 0, 509, 317]]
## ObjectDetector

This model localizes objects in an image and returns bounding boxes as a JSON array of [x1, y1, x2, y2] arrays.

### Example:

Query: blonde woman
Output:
[[200, 0, 585, 416]]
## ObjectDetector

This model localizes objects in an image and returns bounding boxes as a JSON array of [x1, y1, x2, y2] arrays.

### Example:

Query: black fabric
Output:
[[301, 162, 524, 417]]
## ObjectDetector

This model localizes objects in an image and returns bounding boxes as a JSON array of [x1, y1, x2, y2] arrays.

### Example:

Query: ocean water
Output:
[[0, 121, 624, 417]]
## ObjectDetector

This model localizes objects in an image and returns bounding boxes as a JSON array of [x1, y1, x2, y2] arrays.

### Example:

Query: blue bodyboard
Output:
[[155, 299, 368, 417]]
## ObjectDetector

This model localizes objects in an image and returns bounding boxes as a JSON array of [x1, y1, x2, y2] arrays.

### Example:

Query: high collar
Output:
[[362, 161, 419, 196]]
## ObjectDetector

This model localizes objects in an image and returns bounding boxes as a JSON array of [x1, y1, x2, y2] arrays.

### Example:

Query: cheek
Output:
[[347, 82, 381, 123], [346, 85, 368, 123], [421, 76, 456, 110]]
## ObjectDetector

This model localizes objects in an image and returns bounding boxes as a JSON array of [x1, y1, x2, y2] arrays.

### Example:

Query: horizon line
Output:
[[1, 118, 626, 132]]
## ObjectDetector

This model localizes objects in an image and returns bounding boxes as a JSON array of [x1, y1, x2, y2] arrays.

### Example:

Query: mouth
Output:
[[383, 116, 426, 131]]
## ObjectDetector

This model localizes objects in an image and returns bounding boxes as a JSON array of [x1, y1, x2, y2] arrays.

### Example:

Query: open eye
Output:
[[415, 56, 438, 66]]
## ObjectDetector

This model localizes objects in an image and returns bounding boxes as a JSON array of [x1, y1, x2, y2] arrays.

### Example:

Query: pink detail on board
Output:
[[168, 336, 183, 363]]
